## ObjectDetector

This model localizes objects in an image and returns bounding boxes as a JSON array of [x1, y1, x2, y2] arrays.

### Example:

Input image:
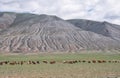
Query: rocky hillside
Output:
[[67, 19, 120, 41], [0, 12, 120, 53]]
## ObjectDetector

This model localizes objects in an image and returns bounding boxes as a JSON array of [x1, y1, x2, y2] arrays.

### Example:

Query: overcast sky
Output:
[[0, 0, 120, 24]]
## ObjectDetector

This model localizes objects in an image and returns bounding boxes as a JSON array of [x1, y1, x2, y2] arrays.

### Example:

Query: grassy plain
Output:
[[0, 52, 120, 78]]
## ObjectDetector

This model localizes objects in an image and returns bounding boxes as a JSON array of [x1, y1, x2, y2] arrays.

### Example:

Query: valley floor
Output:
[[0, 52, 120, 78]]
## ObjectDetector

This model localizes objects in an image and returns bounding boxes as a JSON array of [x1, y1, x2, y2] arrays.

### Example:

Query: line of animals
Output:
[[0, 60, 120, 65]]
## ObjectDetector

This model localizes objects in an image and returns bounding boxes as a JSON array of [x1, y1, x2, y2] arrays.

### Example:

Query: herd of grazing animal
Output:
[[0, 60, 120, 66]]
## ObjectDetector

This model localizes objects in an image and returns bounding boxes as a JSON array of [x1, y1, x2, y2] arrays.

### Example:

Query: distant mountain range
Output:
[[0, 12, 120, 53]]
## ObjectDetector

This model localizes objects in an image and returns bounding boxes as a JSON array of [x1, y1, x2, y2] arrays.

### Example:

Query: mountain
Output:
[[0, 12, 120, 53], [67, 19, 120, 41]]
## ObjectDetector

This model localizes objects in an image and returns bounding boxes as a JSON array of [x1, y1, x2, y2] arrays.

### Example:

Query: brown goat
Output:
[[108, 61, 111, 63], [97, 60, 102, 63], [79, 60, 81, 63], [9, 62, 16, 65], [43, 60, 48, 64], [82, 60, 86, 63], [88, 61, 91, 63], [0, 62, 3, 65], [92, 60, 96, 63], [32, 61, 36, 64], [36, 61, 40, 64], [102, 60, 106, 63], [50, 61, 56, 64]]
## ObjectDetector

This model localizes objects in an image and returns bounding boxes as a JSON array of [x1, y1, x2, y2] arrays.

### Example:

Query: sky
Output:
[[0, 0, 120, 24]]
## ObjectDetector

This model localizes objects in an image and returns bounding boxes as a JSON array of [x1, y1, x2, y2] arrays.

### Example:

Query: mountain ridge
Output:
[[0, 12, 120, 53], [67, 19, 120, 41]]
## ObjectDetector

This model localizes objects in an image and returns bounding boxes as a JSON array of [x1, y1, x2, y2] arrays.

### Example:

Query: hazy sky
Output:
[[0, 0, 120, 24]]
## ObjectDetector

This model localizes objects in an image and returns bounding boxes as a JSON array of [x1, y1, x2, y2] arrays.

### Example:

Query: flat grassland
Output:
[[0, 52, 120, 78]]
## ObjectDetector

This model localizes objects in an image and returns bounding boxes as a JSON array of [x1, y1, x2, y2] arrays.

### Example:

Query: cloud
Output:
[[0, 0, 120, 24]]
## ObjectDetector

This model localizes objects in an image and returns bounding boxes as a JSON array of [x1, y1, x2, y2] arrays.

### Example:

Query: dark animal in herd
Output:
[[63, 60, 78, 64], [43, 60, 48, 64], [0, 60, 119, 65], [50, 61, 56, 64]]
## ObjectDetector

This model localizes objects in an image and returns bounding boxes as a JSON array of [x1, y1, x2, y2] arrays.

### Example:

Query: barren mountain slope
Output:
[[0, 12, 120, 52], [67, 19, 120, 41]]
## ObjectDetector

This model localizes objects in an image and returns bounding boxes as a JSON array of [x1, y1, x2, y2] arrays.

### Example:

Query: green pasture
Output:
[[0, 52, 120, 78]]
